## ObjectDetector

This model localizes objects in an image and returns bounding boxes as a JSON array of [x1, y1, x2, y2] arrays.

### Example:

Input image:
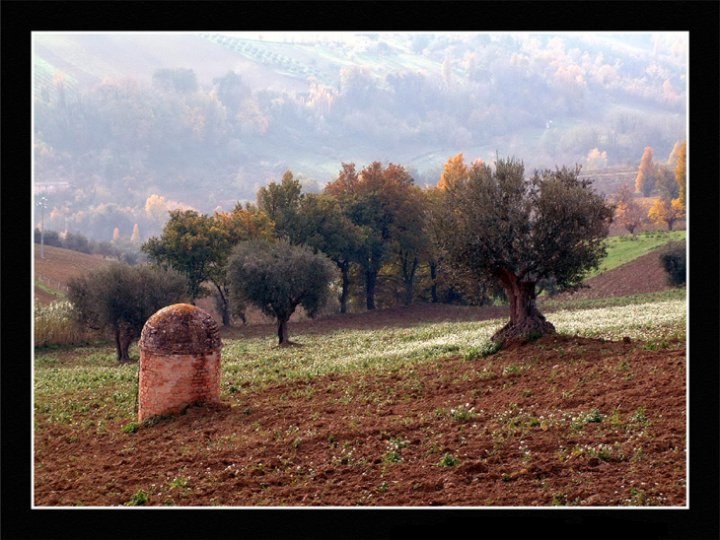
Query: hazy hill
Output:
[[33, 31, 687, 241], [34, 244, 113, 305]]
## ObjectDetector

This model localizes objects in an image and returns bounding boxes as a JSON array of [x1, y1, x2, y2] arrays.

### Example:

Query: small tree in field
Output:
[[67, 263, 188, 362], [437, 157, 613, 346], [612, 184, 645, 235], [227, 240, 337, 346], [648, 197, 684, 231], [659, 240, 686, 287]]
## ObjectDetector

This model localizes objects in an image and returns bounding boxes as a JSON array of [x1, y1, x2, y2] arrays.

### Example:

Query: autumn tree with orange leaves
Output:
[[437, 153, 469, 191], [674, 141, 686, 208], [612, 184, 645, 235], [325, 161, 421, 310], [648, 197, 684, 231]]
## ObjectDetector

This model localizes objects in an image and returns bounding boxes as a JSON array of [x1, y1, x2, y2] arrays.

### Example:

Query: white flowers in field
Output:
[[450, 403, 477, 422], [552, 300, 686, 341], [34, 300, 74, 327], [204, 299, 686, 388]]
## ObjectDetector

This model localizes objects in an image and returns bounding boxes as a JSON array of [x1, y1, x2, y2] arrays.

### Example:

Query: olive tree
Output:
[[66, 263, 188, 362], [437, 157, 613, 346], [227, 239, 337, 346]]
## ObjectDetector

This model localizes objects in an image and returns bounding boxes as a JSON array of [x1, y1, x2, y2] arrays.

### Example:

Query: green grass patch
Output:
[[586, 230, 686, 279], [34, 294, 686, 428], [35, 280, 66, 300], [540, 288, 685, 312]]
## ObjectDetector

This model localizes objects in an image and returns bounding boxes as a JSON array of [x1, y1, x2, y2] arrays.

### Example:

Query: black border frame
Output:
[[3, 2, 718, 539]]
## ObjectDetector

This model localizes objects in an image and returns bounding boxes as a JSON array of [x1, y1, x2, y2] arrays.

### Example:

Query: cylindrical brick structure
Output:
[[138, 303, 223, 423]]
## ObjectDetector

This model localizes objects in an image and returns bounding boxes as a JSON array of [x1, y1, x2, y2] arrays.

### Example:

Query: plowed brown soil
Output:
[[556, 249, 676, 300], [34, 333, 686, 507]]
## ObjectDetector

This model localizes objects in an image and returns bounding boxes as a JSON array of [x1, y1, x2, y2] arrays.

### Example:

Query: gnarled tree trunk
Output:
[[492, 270, 555, 345], [115, 323, 136, 363], [277, 317, 291, 347]]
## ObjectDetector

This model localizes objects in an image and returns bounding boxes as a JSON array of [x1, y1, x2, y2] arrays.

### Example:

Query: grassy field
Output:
[[34, 289, 686, 429], [588, 230, 686, 279]]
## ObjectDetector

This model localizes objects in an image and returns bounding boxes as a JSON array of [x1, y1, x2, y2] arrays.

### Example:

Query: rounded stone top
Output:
[[139, 303, 222, 355]]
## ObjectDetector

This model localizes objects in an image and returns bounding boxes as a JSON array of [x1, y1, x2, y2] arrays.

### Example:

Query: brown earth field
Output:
[[33, 243, 686, 507], [34, 324, 686, 508], [553, 249, 676, 301]]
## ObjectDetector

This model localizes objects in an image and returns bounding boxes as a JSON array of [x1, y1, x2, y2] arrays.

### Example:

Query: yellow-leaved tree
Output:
[[648, 197, 685, 231], [674, 141, 686, 208], [437, 153, 469, 191], [635, 146, 655, 196]]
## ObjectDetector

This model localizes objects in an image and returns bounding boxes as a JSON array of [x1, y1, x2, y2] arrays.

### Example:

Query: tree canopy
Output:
[[227, 239, 337, 346], [436, 156, 613, 345], [67, 263, 187, 361], [612, 184, 645, 235], [648, 197, 684, 231], [673, 141, 686, 208], [324, 161, 420, 310], [292, 193, 366, 313], [142, 210, 224, 301], [257, 170, 304, 241], [143, 206, 274, 325]]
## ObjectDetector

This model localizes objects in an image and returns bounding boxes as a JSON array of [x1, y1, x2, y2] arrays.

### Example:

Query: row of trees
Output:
[[34, 227, 144, 264], [634, 142, 686, 201], [141, 163, 443, 326], [136, 155, 614, 349], [613, 141, 686, 234], [66, 145, 693, 360]]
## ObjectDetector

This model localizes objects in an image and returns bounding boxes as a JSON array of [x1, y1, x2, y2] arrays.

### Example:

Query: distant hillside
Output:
[[33, 31, 687, 241], [34, 33, 254, 90], [34, 245, 113, 305]]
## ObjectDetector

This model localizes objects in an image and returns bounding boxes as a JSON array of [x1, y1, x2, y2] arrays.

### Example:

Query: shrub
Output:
[[34, 301, 93, 347], [438, 453, 459, 467], [67, 263, 188, 362], [659, 241, 686, 287]]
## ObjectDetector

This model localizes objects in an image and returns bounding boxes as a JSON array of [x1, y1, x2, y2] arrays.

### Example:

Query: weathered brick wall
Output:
[[138, 303, 223, 423], [138, 351, 221, 422]]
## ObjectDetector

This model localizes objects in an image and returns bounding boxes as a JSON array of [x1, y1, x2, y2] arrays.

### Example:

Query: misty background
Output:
[[33, 31, 687, 243]]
